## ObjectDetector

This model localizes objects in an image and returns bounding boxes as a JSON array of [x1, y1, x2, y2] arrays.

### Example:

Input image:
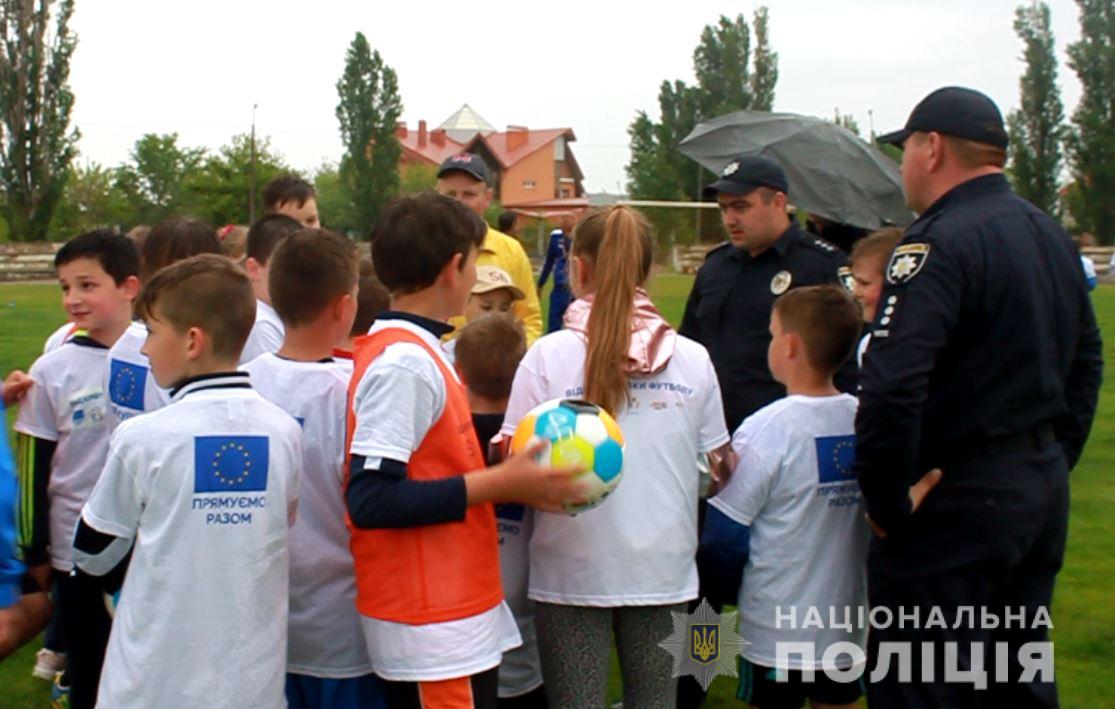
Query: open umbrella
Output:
[[679, 110, 914, 229]]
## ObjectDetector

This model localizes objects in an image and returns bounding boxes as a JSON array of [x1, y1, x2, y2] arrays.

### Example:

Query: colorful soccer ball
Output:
[[509, 398, 625, 515]]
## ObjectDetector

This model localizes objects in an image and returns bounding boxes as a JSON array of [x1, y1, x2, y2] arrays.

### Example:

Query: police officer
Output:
[[857, 87, 1102, 707], [680, 153, 856, 434]]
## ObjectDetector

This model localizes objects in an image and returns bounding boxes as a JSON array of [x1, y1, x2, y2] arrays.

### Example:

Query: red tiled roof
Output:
[[397, 128, 467, 165], [471, 128, 575, 169]]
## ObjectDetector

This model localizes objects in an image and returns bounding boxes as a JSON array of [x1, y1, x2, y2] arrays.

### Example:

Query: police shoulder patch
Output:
[[886, 243, 931, 284], [836, 266, 854, 293]]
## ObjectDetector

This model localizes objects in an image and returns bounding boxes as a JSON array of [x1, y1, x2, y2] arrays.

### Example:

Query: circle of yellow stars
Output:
[[113, 367, 137, 402], [831, 439, 855, 478], [212, 442, 252, 486]]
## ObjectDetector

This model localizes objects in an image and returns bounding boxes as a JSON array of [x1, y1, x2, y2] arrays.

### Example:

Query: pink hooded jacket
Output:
[[561, 288, 677, 375]]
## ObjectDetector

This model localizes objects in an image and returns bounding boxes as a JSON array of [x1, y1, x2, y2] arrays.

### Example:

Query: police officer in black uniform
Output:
[[678, 155, 854, 709], [857, 87, 1102, 707], [680, 154, 856, 434]]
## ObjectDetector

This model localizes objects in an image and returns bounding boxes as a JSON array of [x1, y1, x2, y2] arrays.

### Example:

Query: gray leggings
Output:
[[534, 601, 685, 709]]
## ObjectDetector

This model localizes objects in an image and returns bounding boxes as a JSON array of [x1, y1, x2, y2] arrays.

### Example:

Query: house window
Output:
[[560, 188, 571, 198], [554, 138, 565, 161], [523, 180, 536, 190]]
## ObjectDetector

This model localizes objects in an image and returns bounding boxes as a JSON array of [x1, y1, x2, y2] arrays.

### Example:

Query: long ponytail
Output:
[[575, 206, 653, 415]]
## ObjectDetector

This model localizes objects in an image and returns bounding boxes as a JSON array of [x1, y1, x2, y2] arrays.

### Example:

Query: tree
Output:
[[184, 134, 288, 227], [1007, 1, 1065, 216], [750, 6, 778, 111], [0, 0, 79, 241], [312, 161, 359, 236], [336, 32, 402, 237], [832, 108, 861, 137], [1065, 0, 1115, 242], [625, 9, 779, 243], [115, 133, 205, 225], [50, 162, 130, 239]]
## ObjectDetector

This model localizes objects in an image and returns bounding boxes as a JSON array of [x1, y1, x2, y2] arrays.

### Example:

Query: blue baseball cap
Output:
[[437, 153, 490, 185], [703, 153, 789, 198], [877, 86, 1008, 149]]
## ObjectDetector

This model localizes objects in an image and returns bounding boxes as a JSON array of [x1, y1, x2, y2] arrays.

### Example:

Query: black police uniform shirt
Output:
[[854, 173, 1103, 532], [680, 221, 856, 433]]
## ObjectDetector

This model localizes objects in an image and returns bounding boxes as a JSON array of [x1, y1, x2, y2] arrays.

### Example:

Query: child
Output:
[[500, 206, 731, 708], [333, 258, 391, 379], [454, 314, 547, 709], [72, 254, 302, 708], [218, 224, 250, 261], [848, 227, 902, 367], [106, 217, 223, 429], [241, 213, 302, 363], [14, 230, 140, 707], [699, 285, 867, 709], [345, 192, 584, 707], [444, 265, 525, 362], [243, 229, 385, 708], [536, 213, 575, 334], [264, 174, 320, 227]]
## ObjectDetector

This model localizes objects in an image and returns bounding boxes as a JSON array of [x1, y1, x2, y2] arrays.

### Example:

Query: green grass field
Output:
[[0, 276, 1112, 708]]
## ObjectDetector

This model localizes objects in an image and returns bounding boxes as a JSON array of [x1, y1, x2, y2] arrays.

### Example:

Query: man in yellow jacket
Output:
[[436, 153, 543, 344]]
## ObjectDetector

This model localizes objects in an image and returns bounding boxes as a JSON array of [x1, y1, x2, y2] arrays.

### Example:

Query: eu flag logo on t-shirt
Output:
[[815, 435, 856, 484], [109, 359, 146, 411], [194, 436, 269, 493]]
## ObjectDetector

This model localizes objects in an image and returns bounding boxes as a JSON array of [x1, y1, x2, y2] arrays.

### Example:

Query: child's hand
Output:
[[1, 370, 32, 407], [466, 439, 590, 510]]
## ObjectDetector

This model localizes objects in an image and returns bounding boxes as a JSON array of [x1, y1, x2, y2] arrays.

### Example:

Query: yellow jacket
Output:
[[450, 226, 543, 344]]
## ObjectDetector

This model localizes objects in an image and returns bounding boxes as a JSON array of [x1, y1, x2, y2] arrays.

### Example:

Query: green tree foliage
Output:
[[750, 7, 778, 111], [625, 8, 779, 243], [1065, 0, 1115, 242], [184, 134, 287, 227], [336, 32, 402, 238], [50, 162, 130, 239], [114, 133, 204, 225], [313, 161, 359, 236], [0, 0, 79, 241], [832, 108, 861, 137], [399, 162, 438, 195], [1007, 1, 1065, 216]]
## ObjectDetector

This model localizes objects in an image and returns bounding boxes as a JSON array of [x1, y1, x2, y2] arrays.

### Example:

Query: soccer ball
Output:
[[509, 398, 625, 515]]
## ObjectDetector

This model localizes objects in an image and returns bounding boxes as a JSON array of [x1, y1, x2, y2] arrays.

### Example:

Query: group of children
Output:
[[1, 166, 909, 709]]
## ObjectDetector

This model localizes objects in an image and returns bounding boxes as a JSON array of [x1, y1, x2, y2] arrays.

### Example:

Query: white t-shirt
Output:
[[495, 502, 542, 697], [240, 300, 285, 364], [350, 317, 521, 682], [243, 353, 372, 678], [81, 374, 302, 708], [709, 394, 869, 670], [42, 321, 76, 354], [105, 322, 170, 431], [15, 340, 111, 571], [501, 330, 730, 606]]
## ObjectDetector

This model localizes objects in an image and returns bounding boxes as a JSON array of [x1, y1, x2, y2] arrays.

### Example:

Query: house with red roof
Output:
[[396, 104, 588, 217]]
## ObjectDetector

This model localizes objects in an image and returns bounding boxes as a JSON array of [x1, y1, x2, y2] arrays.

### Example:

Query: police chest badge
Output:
[[770, 270, 792, 295], [886, 243, 930, 285], [837, 266, 854, 292]]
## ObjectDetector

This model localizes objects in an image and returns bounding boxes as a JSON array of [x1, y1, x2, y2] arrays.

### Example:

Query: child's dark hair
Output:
[[372, 192, 487, 294], [455, 314, 526, 400], [773, 285, 862, 375], [246, 214, 302, 265], [135, 254, 255, 361], [141, 218, 223, 281], [352, 258, 390, 336], [55, 229, 140, 285], [263, 174, 316, 210], [497, 211, 518, 233], [572, 206, 654, 415], [268, 228, 360, 328]]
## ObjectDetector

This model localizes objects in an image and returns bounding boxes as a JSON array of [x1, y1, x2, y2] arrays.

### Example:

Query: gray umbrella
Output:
[[679, 110, 914, 229]]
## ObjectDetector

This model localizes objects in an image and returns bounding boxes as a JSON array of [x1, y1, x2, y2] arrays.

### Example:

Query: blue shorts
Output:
[[285, 672, 387, 709]]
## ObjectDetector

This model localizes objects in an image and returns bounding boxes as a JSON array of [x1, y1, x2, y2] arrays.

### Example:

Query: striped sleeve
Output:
[[16, 433, 55, 566]]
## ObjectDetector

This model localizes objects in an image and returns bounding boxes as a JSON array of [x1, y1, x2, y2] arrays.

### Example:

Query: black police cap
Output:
[[877, 86, 1008, 149], [437, 153, 490, 185], [703, 153, 789, 198]]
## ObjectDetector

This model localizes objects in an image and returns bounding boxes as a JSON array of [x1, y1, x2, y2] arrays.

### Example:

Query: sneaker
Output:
[[50, 670, 71, 708], [32, 648, 65, 681]]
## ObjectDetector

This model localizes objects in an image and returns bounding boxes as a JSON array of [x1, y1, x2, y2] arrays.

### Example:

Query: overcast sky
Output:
[[66, 0, 1084, 194]]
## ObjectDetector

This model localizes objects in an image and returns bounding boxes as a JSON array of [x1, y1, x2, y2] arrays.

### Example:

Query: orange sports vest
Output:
[[345, 326, 503, 625]]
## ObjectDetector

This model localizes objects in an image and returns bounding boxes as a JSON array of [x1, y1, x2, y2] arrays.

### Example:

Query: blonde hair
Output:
[[850, 226, 903, 271], [572, 206, 653, 415]]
